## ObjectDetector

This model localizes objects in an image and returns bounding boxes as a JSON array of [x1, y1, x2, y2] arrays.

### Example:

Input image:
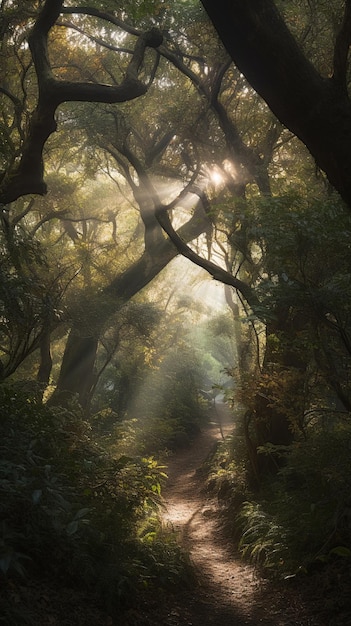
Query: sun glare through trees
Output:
[[1, 1, 351, 624]]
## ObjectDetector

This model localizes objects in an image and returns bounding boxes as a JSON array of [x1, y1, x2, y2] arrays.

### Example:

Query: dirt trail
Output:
[[159, 402, 323, 626]]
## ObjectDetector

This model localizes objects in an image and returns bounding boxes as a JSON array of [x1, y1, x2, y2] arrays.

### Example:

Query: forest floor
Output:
[[124, 402, 328, 626], [5, 404, 332, 625]]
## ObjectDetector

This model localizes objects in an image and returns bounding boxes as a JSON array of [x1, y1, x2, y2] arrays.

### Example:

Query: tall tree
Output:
[[0, 0, 162, 205], [200, 0, 351, 207]]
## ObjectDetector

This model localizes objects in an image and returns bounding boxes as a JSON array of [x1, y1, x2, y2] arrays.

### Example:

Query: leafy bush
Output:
[[236, 501, 289, 569], [228, 416, 351, 577], [0, 383, 191, 621], [123, 344, 210, 454], [204, 409, 351, 617]]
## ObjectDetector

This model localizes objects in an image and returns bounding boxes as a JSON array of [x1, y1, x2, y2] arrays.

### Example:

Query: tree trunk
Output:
[[250, 308, 309, 479], [37, 329, 53, 385], [50, 333, 97, 408], [201, 0, 351, 208], [54, 208, 208, 406]]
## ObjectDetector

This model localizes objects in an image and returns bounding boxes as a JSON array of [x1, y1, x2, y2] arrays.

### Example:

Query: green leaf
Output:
[[329, 546, 351, 558], [115, 455, 133, 469], [32, 489, 42, 504], [0, 553, 12, 574], [66, 520, 79, 536], [74, 507, 90, 520]]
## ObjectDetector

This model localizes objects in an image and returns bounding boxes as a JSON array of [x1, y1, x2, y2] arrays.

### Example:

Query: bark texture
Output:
[[0, 0, 162, 205], [201, 0, 351, 207], [53, 203, 209, 406]]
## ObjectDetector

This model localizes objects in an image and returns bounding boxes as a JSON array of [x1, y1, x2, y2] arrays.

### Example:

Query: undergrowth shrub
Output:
[[204, 417, 251, 514], [121, 345, 210, 454], [0, 383, 191, 622], [92, 352, 211, 457], [206, 415, 351, 574], [237, 418, 351, 574], [205, 412, 351, 620]]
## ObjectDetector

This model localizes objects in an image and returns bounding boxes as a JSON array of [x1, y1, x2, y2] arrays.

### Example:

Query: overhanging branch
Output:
[[0, 1, 162, 205], [155, 204, 258, 309]]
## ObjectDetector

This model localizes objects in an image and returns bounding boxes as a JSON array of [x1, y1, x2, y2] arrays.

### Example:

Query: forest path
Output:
[[156, 402, 322, 626]]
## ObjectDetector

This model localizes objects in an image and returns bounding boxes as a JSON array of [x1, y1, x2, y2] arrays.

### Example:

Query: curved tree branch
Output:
[[200, 0, 351, 207], [57, 19, 135, 54], [0, 83, 25, 152], [155, 203, 259, 309], [61, 5, 140, 37], [105, 199, 210, 300], [159, 41, 271, 194], [0, 1, 162, 205]]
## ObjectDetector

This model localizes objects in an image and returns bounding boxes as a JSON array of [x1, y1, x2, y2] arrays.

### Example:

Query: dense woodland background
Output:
[[1, 1, 351, 624]]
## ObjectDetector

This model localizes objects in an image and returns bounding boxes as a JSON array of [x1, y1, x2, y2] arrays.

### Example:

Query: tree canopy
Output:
[[200, 0, 351, 206], [1, 1, 351, 623]]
